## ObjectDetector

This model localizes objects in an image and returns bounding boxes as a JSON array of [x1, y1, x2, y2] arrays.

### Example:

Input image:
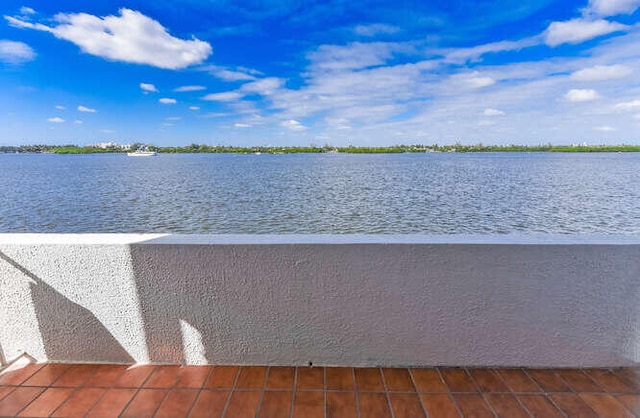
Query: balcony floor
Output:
[[0, 364, 638, 417]]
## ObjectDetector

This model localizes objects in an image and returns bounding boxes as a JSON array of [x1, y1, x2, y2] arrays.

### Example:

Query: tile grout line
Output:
[[184, 365, 215, 418], [462, 367, 481, 393], [149, 388, 170, 417], [613, 394, 640, 417], [254, 366, 270, 418], [520, 368, 546, 393], [478, 393, 499, 418], [544, 368, 608, 418], [379, 367, 396, 418], [407, 368, 429, 418], [13, 386, 46, 416], [508, 392, 536, 417], [289, 367, 297, 418], [220, 366, 241, 418], [498, 368, 564, 418], [578, 368, 607, 393], [576, 391, 630, 418], [351, 368, 361, 418], [494, 367, 520, 396], [0, 363, 44, 387], [462, 367, 498, 418], [513, 369, 546, 418], [462, 367, 497, 418], [544, 392, 572, 418], [323, 366, 327, 418], [578, 393, 636, 416], [612, 368, 640, 390], [555, 369, 590, 394], [12, 364, 73, 416], [477, 392, 502, 418], [513, 394, 538, 418], [522, 368, 573, 393], [0, 386, 16, 402], [115, 365, 158, 418], [149, 366, 178, 417], [83, 365, 130, 418], [435, 367, 464, 418], [1, 365, 637, 417], [48, 365, 104, 417], [48, 364, 74, 387], [607, 367, 635, 393], [466, 367, 523, 418]]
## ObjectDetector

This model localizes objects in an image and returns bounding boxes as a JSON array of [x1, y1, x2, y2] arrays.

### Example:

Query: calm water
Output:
[[1, 152, 639, 234]]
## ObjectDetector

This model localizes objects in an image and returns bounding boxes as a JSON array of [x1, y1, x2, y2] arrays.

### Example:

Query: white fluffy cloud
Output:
[[615, 100, 640, 111], [202, 91, 243, 101], [189, 106, 200, 110], [565, 89, 600, 102], [140, 83, 158, 93], [280, 119, 306, 131], [202, 65, 259, 81], [78, 105, 96, 112], [202, 77, 285, 103], [174, 85, 206, 92], [20, 7, 35, 15], [594, 125, 616, 131], [159, 98, 177, 104], [74, 120, 83, 124], [234, 123, 251, 128], [585, 0, 640, 16], [440, 38, 539, 63], [451, 71, 496, 89], [5, 8, 211, 69], [483, 108, 506, 116], [307, 42, 405, 71], [570, 64, 631, 81], [55, 105, 65, 110], [241, 78, 284, 95], [544, 19, 627, 46], [0, 40, 35, 64], [195, 27, 640, 144], [47, 117, 65, 123]]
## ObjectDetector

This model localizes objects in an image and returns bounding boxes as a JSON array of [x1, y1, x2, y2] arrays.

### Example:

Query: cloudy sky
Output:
[[1, 0, 639, 146]]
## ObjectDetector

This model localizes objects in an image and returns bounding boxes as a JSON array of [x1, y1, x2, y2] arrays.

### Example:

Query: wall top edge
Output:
[[0, 233, 640, 246]]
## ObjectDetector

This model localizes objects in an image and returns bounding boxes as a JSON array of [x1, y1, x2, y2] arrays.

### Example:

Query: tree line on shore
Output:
[[2, 143, 640, 154]]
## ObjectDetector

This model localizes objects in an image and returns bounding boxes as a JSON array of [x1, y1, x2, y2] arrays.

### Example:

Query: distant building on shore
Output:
[[93, 142, 132, 150]]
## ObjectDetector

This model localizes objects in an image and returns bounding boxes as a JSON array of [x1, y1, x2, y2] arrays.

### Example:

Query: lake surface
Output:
[[1, 152, 639, 234]]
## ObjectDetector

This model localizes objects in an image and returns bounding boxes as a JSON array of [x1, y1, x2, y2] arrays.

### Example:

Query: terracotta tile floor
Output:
[[0, 364, 638, 417]]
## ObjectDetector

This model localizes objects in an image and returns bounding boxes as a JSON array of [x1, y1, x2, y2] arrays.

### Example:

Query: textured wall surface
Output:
[[1, 234, 639, 367]]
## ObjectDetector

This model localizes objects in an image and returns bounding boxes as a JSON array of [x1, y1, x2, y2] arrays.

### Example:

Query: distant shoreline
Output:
[[2, 144, 640, 154]]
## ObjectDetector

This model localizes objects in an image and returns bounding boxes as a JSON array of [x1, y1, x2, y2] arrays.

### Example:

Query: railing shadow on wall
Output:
[[126, 238, 374, 366], [0, 250, 134, 364]]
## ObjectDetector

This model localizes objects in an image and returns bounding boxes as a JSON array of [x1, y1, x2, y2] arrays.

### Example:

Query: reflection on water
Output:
[[1, 152, 639, 234]]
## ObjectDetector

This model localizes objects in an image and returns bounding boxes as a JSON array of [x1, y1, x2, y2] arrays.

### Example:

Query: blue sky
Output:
[[0, 0, 639, 146]]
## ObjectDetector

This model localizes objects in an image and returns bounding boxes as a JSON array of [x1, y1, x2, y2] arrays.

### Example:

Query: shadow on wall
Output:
[[126, 240, 408, 366], [2, 238, 639, 367], [127, 238, 640, 367], [0, 251, 134, 363], [127, 243, 281, 364]]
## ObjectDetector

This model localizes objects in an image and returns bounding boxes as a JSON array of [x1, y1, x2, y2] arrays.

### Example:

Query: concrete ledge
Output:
[[2, 233, 640, 245], [1, 234, 639, 367]]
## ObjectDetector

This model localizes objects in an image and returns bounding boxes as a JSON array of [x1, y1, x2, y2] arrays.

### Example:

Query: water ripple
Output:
[[1, 152, 639, 234]]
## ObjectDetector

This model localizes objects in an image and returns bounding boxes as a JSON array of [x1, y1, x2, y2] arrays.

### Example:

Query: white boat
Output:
[[127, 149, 157, 157]]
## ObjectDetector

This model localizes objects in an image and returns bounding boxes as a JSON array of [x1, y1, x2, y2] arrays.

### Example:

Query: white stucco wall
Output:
[[1, 234, 639, 367]]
